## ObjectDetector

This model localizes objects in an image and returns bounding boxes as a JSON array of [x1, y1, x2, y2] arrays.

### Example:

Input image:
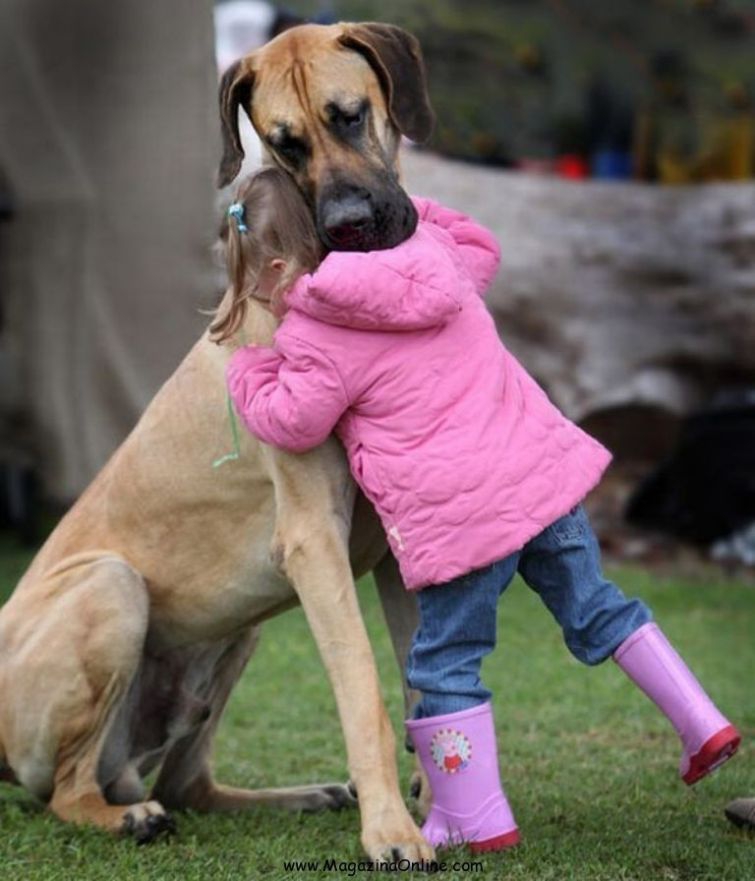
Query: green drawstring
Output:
[[212, 329, 252, 469], [212, 391, 243, 468]]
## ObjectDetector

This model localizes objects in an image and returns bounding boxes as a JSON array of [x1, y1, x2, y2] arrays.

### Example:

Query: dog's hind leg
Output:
[[373, 552, 431, 818], [5, 556, 173, 843], [151, 630, 355, 814], [373, 551, 420, 720]]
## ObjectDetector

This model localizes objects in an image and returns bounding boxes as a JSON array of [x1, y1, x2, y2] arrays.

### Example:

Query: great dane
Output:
[[0, 22, 435, 861]]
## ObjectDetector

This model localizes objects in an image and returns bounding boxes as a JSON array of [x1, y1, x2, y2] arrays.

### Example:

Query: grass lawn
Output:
[[1, 534, 753, 880]]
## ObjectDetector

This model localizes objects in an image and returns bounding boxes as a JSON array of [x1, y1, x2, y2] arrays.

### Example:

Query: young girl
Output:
[[220, 167, 740, 854]]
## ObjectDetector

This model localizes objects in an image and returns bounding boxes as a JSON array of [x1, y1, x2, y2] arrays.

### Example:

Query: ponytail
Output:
[[209, 216, 254, 342], [209, 167, 323, 344]]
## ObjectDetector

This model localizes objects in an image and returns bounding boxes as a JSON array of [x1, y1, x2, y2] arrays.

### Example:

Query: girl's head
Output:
[[210, 167, 323, 342]]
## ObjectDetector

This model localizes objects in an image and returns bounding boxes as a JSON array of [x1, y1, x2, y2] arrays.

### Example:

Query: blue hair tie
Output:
[[228, 202, 248, 233]]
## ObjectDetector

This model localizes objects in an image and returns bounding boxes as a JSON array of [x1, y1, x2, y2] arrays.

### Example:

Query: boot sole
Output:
[[469, 827, 520, 854], [683, 725, 740, 786]]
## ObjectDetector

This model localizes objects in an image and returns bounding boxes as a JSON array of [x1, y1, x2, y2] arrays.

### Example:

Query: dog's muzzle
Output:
[[318, 181, 418, 252]]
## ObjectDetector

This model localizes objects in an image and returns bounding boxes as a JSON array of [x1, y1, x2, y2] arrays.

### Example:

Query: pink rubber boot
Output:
[[613, 622, 740, 785], [406, 703, 520, 854]]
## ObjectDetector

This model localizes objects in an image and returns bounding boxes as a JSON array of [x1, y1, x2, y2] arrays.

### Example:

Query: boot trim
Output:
[[612, 621, 657, 662], [469, 828, 521, 854], [405, 702, 491, 732], [683, 724, 740, 785]]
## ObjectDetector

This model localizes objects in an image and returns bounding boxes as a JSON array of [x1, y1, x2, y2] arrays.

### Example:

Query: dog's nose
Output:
[[321, 191, 374, 248]]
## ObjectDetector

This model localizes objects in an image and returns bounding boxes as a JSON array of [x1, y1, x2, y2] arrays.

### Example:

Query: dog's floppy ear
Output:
[[338, 23, 435, 144], [217, 59, 255, 188]]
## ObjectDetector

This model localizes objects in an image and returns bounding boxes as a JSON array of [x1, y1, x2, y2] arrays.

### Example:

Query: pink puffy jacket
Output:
[[227, 197, 611, 589]]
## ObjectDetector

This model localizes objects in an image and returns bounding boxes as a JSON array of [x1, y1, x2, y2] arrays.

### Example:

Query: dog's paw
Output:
[[365, 836, 436, 866], [362, 805, 435, 865], [409, 772, 422, 800], [299, 782, 357, 812], [409, 768, 432, 821], [323, 782, 358, 811], [121, 800, 176, 845]]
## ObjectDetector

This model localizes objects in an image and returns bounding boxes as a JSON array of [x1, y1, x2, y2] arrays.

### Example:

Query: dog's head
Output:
[[217, 22, 435, 251]]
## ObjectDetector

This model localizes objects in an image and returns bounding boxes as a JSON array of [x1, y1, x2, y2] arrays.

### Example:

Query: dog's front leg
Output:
[[269, 447, 433, 864]]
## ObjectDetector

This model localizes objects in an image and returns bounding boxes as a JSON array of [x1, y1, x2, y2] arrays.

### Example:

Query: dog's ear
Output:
[[338, 23, 435, 144], [217, 59, 255, 188]]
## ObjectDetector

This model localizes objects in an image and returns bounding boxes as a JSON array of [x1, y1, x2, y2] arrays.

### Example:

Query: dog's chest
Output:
[[145, 537, 296, 650]]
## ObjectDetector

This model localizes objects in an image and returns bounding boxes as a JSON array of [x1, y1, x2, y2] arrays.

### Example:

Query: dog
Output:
[[0, 22, 435, 861]]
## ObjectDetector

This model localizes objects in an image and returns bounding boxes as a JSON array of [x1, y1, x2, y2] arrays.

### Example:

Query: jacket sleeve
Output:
[[411, 196, 501, 297], [226, 336, 349, 454], [288, 245, 415, 306], [283, 240, 461, 330]]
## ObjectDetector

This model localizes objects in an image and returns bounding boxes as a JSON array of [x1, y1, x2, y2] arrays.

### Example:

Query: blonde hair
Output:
[[210, 167, 322, 342]]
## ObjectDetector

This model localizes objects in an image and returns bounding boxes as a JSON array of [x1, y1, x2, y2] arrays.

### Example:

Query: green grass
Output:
[[1, 537, 753, 880]]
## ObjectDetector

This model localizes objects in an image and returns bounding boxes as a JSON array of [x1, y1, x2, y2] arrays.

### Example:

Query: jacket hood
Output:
[[284, 222, 466, 332]]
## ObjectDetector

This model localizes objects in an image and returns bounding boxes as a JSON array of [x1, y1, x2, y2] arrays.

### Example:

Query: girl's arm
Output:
[[226, 337, 349, 454], [412, 196, 501, 296], [283, 240, 462, 331]]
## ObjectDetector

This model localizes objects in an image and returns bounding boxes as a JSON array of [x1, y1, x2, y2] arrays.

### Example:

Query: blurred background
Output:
[[1, 0, 754, 572]]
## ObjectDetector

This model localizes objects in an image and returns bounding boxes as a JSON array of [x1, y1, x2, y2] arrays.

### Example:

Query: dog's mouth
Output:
[[317, 180, 418, 252]]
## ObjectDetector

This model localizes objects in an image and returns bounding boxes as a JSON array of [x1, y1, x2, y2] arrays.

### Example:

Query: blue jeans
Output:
[[406, 505, 652, 719]]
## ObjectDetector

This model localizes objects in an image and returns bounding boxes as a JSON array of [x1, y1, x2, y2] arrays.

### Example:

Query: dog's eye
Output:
[[280, 138, 303, 157], [270, 135, 308, 167], [328, 101, 368, 133], [342, 108, 364, 127]]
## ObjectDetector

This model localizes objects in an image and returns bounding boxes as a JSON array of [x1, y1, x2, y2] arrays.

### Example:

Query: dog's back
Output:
[[3, 317, 293, 639]]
